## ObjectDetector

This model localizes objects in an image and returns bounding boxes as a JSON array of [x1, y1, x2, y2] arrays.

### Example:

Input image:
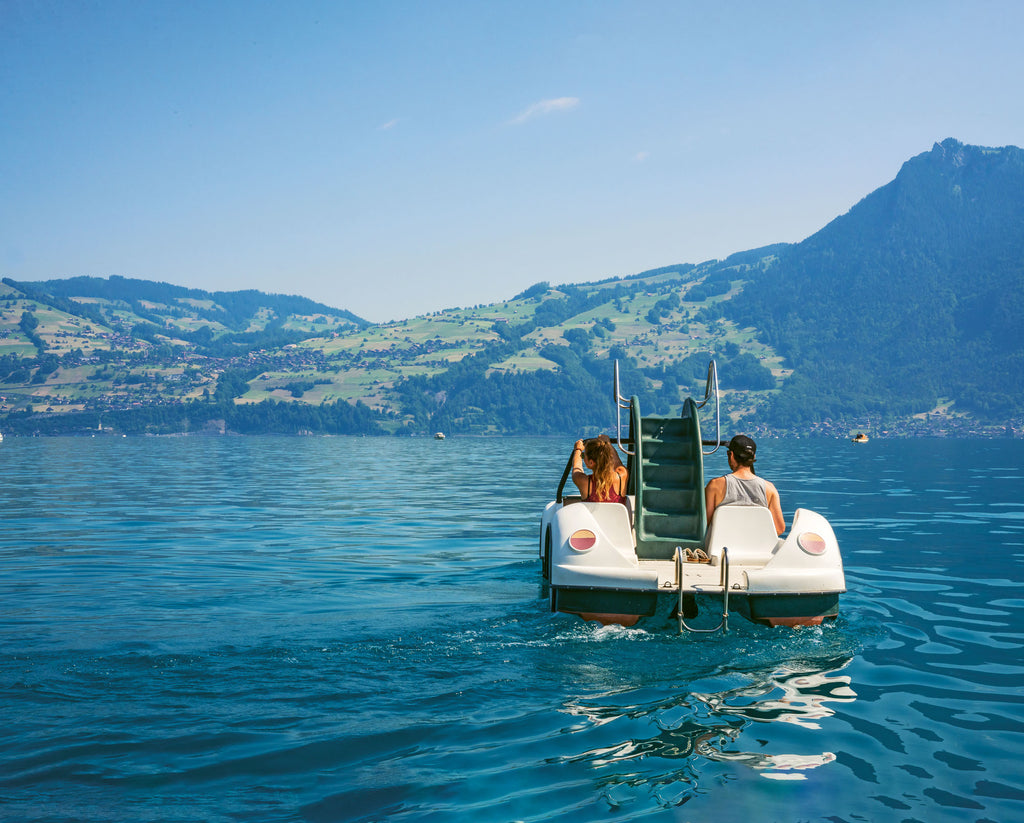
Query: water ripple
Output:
[[1, 436, 1023, 821]]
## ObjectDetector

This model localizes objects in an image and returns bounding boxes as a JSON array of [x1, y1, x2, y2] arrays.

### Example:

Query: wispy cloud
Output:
[[633, 151, 650, 163], [508, 97, 580, 125], [378, 119, 400, 131]]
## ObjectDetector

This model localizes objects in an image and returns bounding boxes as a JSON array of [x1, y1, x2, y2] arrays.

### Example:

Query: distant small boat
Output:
[[434, 432, 446, 440], [852, 433, 869, 443]]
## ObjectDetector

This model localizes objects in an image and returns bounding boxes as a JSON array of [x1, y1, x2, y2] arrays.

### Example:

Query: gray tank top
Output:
[[720, 473, 768, 507]]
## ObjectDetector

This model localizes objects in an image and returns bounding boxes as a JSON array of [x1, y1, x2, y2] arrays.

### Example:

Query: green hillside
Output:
[[1, 139, 1022, 438], [0, 277, 380, 435], [0, 261, 786, 435]]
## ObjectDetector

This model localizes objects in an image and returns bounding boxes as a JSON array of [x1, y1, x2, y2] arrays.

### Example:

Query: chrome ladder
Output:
[[674, 546, 731, 634]]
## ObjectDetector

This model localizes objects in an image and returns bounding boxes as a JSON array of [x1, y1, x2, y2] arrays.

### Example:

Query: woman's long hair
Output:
[[584, 438, 619, 499]]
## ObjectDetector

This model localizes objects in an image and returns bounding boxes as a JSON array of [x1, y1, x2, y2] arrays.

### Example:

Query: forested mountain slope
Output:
[[722, 138, 1024, 424]]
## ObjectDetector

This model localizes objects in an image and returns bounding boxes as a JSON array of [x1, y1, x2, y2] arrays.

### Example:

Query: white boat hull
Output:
[[540, 499, 845, 628]]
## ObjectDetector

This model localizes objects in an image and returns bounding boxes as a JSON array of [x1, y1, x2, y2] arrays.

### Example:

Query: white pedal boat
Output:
[[539, 362, 846, 631]]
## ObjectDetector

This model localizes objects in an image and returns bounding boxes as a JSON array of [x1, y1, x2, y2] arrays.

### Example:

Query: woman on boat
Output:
[[571, 437, 628, 504], [704, 434, 786, 535]]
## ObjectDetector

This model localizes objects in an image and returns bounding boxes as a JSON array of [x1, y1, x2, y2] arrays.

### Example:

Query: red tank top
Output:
[[586, 473, 626, 504]]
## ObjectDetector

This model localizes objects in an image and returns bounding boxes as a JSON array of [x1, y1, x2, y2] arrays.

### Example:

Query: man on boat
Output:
[[704, 435, 786, 535]]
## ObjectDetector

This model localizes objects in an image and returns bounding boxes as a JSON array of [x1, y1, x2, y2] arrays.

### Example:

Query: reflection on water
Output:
[[692, 659, 856, 729], [559, 655, 854, 802]]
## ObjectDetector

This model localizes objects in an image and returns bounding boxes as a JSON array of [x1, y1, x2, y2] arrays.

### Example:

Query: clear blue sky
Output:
[[2, 1, 1022, 323]]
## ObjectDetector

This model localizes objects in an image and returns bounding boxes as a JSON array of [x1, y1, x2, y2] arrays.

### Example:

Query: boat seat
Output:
[[705, 505, 781, 567], [563, 495, 635, 529], [578, 501, 635, 552]]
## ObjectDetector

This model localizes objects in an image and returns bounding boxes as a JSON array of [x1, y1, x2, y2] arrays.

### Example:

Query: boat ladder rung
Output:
[[675, 546, 730, 634]]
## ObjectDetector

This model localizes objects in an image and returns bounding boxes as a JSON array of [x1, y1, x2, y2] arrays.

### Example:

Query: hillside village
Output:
[[0, 263, 1002, 438], [0, 264, 793, 434]]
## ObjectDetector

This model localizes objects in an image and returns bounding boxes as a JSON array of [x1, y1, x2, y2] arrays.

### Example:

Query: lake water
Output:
[[1, 435, 1022, 822]]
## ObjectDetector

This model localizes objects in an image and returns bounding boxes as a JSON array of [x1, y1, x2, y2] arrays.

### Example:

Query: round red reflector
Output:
[[569, 529, 597, 551], [797, 532, 827, 555]]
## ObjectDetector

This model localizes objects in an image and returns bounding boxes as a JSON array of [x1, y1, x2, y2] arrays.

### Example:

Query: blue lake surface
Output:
[[1, 435, 1023, 822]]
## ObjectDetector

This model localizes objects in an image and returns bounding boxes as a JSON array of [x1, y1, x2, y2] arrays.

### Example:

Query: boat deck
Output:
[[641, 558, 728, 592]]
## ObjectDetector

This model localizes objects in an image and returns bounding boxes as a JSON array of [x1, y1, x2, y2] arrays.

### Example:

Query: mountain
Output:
[[721, 138, 1024, 424], [1, 138, 1022, 437], [13, 275, 368, 333]]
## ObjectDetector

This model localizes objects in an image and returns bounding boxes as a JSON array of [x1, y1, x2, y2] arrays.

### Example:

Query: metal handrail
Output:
[[555, 449, 574, 503], [613, 360, 635, 456], [618, 359, 722, 456], [676, 546, 730, 634], [697, 360, 722, 456]]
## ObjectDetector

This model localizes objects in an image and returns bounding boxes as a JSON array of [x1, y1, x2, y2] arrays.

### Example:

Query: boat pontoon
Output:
[[539, 361, 845, 632]]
